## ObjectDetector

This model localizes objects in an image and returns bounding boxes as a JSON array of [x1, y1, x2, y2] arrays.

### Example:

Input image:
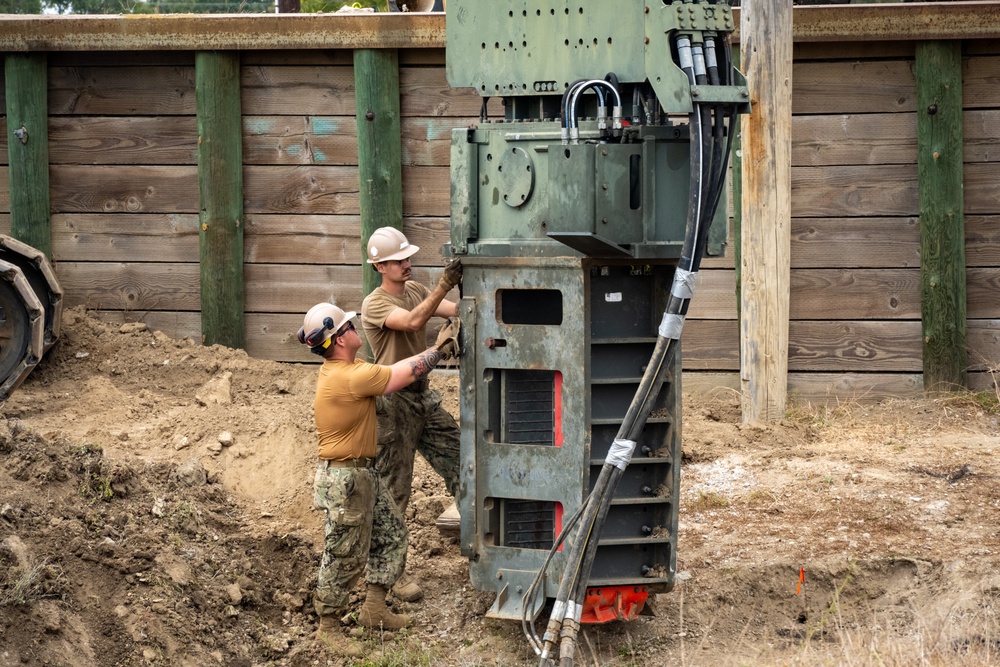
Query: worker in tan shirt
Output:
[[299, 301, 457, 658]]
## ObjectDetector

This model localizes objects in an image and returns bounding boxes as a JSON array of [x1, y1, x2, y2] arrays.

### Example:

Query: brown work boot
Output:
[[316, 615, 363, 657], [358, 584, 412, 630], [391, 573, 423, 602]]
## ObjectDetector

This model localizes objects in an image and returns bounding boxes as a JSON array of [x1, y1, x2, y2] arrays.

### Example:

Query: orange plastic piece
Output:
[[580, 586, 648, 624]]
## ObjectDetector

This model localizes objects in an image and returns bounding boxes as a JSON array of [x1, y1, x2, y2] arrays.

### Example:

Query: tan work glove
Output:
[[438, 258, 463, 292], [434, 317, 461, 360]]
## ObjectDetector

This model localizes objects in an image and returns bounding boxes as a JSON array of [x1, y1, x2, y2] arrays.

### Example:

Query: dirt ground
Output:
[[2, 307, 1000, 667]]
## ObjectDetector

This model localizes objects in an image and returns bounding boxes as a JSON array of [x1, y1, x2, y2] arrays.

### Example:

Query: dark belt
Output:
[[320, 457, 373, 469], [399, 379, 429, 393]]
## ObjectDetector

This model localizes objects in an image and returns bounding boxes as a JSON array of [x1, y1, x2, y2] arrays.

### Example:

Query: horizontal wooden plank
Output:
[[401, 165, 449, 216], [790, 268, 920, 320], [400, 67, 488, 118], [50, 165, 198, 213], [682, 371, 926, 404], [793, 60, 915, 116], [965, 162, 1000, 215], [792, 113, 915, 167], [244, 214, 450, 265], [48, 52, 196, 68], [48, 116, 197, 165], [242, 50, 353, 67], [968, 268, 1000, 319], [793, 41, 914, 62], [965, 110, 1000, 163], [688, 268, 923, 320], [48, 65, 196, 116], [240, 65, 355, 116], [967, 216, 1000, 267], [243, 116, 357, 166], [792, 164, 917, 217], [243, 165, 359, 215], [681, 319, 740, 371], [791, 217, 920, 268], [59, 262, 200, 311], [786, 372, 924, 404], [685, 269, 736, 320], [789, 320, 922, 372], [963, 56, 1000, 109], [51, 213, 199, 262], [968, 320, 1000, 371], [0, 167, 8, 212]]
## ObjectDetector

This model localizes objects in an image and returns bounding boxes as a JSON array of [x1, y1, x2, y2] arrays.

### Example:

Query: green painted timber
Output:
[[355, 48, 403, 299], [5, 54, 51, 259], [916, 41, 965, 392], [196, 51, 245, 349]]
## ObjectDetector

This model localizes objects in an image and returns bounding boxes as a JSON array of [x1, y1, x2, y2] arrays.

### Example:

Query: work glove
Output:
[[434, 317, 461, 360], [438, 258, 463, 292]]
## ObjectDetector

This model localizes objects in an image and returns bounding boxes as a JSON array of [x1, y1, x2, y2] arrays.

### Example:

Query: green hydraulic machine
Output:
[[445, 1, 749, 660]]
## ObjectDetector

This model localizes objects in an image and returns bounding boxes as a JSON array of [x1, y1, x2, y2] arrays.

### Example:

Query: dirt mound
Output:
[[2, 307, 1000, 666]]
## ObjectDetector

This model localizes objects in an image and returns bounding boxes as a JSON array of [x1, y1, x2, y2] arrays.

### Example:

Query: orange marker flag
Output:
[[796, 567, 805, 595]]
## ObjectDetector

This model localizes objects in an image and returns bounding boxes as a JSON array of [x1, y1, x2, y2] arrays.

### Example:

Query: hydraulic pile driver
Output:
[[444, 1, 748, 661]]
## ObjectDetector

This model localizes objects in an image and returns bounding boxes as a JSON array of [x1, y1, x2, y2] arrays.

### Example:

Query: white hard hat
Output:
[[366, 227, 419, 264], [297, 302, 355, 350]]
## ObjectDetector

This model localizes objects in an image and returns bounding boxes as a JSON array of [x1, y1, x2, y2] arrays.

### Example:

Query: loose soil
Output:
[[2, 307, 999, 666]]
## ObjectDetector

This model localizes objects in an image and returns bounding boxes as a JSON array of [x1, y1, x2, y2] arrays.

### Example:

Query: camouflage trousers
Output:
[[312, 462, 407, 617], [375, 386, 460, 515]]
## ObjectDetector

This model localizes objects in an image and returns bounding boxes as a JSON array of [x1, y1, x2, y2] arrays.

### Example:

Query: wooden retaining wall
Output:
[[1, 11, 999, 403]]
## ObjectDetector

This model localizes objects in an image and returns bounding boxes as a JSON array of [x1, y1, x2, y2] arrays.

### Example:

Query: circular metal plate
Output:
[[495, 146, 534, 208]]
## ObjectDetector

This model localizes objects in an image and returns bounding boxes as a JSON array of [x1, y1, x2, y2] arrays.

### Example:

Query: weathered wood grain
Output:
[[240, 65, 356, 116], [400, 67, 488, 117], [791, 164, 917, 217], [58, 261, 200, 311], [401, 165, 450, 216], [50, 213, 199, 262], [793, 60, 916, 115], [963, 55, 1000, 109], [968, 319, 1000, 371], [793, 41, 914, 62], [790, 268, 921, 320], [789, 320, 922, 372], [243, 165, 360, 214], [243, 115, 357, 166], [48, 116, 198, 165], [964, 110, 1000, 162], [50, 165, 198, 213], [966, 216, 1000, 266], [790, 217, 920, 268], [967, 268, 1000, 318], [49, 65, 196, 115], [964, 162, 1000, 214], [792, 113, 916, 167]]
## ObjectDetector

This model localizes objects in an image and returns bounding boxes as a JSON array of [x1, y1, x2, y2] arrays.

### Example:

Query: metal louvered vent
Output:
[[503, 370, 555, 445], [502, 499, 555, 550]]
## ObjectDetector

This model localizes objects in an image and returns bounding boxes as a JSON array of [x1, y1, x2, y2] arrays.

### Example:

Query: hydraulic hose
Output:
[[530, 28, 737, 667]]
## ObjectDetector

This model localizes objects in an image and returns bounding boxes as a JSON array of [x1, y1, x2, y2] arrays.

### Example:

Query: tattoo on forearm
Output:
[[409, 348, 441, 379]]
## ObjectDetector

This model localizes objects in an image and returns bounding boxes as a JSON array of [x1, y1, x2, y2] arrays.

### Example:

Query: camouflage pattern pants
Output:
[[375, 387, 460, 515], [312, 461, 407, 617]]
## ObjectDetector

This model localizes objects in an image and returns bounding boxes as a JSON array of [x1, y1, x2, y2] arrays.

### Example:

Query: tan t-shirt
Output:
[[361, 281, 431, 364], [313, 358, 392, 460]]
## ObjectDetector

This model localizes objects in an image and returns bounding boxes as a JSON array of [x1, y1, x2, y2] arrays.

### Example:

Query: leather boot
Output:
[[391, 573, 423, 602], [316, 615, 363, 657], [358, 584, 412, 630]]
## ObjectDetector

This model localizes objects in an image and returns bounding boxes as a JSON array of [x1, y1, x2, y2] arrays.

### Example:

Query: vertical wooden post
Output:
[[732, 48, 744, 330], [739, 0, 792, 421], [916, 41, 966, 392], [196, 51, 245, 349], [354, 48, 403, 300], [5, 54, 51, 259]]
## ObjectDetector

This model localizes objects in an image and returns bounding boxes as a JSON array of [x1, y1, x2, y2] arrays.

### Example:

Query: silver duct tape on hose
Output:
[[677, 37, 693, 70], [605, 438, 637, 470], [568, 600, 583, 624], [659, 313, 685, 340], [670, 268, 697, 299]]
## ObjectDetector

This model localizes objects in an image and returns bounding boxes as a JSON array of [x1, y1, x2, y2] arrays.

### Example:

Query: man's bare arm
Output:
[[384, 347, 442, 394], [383, 285, 455, 332]]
